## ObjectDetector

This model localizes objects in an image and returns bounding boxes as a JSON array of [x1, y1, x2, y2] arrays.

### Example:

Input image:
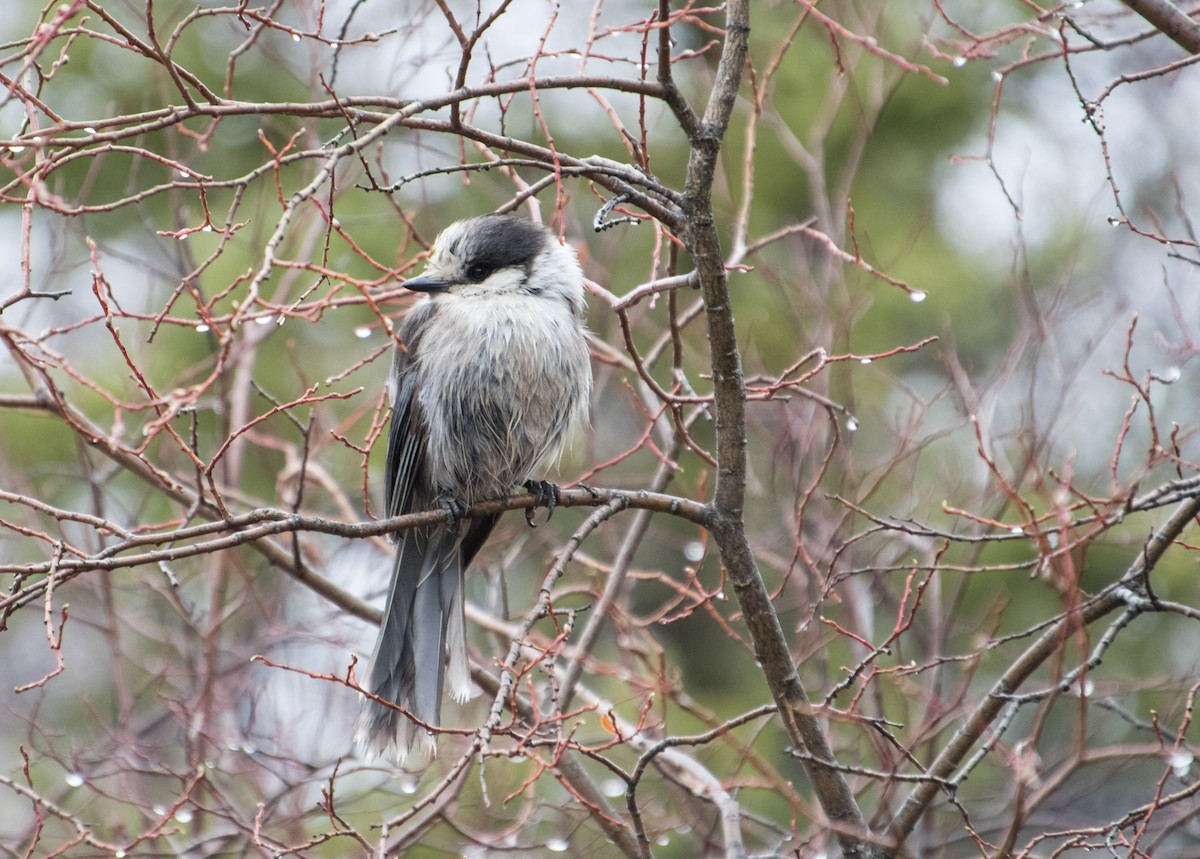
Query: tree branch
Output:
[[886, 490, 1200, 845], [679, 2, 880, 855], [1120, 0, 1200, 54]]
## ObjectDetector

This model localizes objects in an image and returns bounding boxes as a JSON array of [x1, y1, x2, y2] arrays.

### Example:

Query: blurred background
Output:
[[2, 1, 1200, 856]]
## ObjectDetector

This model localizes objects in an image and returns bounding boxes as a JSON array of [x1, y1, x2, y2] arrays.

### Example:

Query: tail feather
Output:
[[445, 575, 472, 703], [447, 514, 496, 704], [356, 513, 499, 762], [356, 527, 460, 762], [410, 534, 455, 748]]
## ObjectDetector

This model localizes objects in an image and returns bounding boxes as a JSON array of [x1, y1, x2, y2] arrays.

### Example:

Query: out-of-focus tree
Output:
[[3, 1, 1200, 857]]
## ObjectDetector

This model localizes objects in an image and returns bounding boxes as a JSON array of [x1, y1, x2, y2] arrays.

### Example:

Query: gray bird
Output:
[[356, 214, 593, 761]]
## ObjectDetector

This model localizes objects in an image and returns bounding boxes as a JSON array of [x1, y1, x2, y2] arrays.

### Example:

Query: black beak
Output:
[[403, 274, 452, 293]]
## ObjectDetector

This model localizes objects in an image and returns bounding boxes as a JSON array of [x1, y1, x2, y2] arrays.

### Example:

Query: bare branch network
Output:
[[3, 1, 1200, 857]]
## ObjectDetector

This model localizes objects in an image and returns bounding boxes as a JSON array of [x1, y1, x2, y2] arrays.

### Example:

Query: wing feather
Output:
[[384, 301, 438, 520]]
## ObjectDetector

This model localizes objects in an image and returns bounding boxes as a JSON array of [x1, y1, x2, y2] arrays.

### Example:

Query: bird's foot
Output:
[[523, 479, 561, 527], [441, 498, 467, 536]]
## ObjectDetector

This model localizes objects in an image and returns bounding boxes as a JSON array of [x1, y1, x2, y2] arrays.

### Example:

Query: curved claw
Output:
[[523, 479, 561, 527], [442, 498, 467, 536]]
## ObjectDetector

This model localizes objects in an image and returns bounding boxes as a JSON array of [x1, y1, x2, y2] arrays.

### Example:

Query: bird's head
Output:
[[403, 215, 585, 314]]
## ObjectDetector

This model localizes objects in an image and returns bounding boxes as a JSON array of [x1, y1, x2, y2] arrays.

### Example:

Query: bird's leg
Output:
[[523, 479, 561, 526], [441, 498, 467, 536]]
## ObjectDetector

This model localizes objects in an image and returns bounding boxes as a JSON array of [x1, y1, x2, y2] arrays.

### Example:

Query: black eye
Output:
[[466, 263, 490, 282]]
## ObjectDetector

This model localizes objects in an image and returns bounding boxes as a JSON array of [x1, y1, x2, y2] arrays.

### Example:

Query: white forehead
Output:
[[431, 220, 473, 257]]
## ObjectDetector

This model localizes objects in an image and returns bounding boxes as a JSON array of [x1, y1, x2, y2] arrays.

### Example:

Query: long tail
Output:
[[355, 526, 465, 761]]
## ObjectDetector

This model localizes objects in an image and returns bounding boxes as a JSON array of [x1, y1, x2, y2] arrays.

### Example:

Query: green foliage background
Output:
[[3, 1, 1200, 856]]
